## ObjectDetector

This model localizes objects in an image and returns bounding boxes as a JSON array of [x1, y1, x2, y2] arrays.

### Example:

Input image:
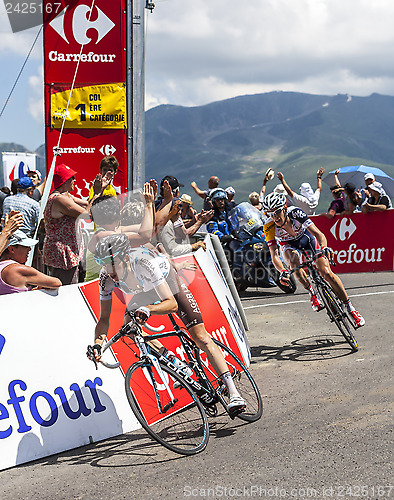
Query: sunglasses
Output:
[[266, 207, 284, 217], [94, 253, 117, 266]]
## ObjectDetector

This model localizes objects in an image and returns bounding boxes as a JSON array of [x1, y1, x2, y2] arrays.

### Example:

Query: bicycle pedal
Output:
[[228, 405, 246, 420]]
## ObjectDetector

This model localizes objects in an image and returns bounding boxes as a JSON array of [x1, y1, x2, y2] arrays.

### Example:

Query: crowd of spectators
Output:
[[0, 157, 392, 297]]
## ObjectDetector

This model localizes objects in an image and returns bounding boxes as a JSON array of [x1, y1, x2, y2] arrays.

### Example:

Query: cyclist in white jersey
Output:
[[262, 192, 365, 328]]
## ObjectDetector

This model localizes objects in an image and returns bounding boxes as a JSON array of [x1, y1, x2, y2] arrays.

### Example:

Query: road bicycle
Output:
[[291, 252, 358, 352], [91, 313, 262, 456]]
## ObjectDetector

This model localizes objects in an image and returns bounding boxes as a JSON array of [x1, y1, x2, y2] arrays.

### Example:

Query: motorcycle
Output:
[[224, 202, 297, 294]]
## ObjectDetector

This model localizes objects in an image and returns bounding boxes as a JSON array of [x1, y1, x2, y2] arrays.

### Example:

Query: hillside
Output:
[[145, 91, 394, 212]]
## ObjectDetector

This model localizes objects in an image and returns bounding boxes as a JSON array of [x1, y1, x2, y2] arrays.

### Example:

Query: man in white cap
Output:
[[0, 230, 61, 295], [364, 172, 375, 187], [361, 181, 392, 213], [275, 168, 325, 215]]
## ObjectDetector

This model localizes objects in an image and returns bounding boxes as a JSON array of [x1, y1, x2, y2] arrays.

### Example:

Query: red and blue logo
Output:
[[8, 161, 29, 184]]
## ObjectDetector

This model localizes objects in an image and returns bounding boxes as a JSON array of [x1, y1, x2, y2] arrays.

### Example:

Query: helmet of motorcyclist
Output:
[[209, 188, 228, 201], [94, 233, 131, 266], [262, 192, 287, 213]]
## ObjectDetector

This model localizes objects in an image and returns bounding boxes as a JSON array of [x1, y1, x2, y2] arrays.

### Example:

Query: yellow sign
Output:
[[51, 83, 126, 129]]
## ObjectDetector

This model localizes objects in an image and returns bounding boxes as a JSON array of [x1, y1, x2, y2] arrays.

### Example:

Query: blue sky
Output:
[[2, 0, 394, 151]]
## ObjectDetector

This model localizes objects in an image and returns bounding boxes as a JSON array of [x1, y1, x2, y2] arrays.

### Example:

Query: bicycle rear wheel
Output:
[[316, 283, 358, 352], [199, 340, 263, 422], [125, 360, 209, 455]]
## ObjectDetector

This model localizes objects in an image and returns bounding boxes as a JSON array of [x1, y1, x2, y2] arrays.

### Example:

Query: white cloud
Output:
[[145, 0, 394, 108], [28, 65, 44, 123]]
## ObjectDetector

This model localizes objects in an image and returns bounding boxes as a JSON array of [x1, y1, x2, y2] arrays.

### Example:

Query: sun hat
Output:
[[7, 229, 39, 248], [180, 194, 193, 205], [265, 168, 275, 180], [53, 163, 77, 189], [368, 181, 384, 195], [273, 184, 286, 194], [225, 186, 235, 195]]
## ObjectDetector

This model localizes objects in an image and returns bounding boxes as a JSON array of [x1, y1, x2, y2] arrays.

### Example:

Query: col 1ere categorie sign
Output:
[[43, 0, 128, 196], [311, 210, 394, 273]]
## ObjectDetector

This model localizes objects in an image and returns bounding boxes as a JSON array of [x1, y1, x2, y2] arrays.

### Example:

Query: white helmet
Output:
[[262, 192, 286, 212]]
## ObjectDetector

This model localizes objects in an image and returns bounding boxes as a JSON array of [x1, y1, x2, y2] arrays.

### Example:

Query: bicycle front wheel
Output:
[[316, 283, 358, 352], [125, 361, 209, 455], [199, 340, 263, 422]]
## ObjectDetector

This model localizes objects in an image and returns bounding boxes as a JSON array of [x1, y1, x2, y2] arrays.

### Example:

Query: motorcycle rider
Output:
[[206, 188, 235, 245]]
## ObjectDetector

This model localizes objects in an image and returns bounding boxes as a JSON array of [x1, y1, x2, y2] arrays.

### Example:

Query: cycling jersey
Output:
[[263, 206, 313, 247], [99, 246, 171, 300], [98, 245, 203, 329]]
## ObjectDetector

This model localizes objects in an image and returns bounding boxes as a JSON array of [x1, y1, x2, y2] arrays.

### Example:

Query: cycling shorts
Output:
[[280, 230, 321, 259], [125, 270, 203, 330]]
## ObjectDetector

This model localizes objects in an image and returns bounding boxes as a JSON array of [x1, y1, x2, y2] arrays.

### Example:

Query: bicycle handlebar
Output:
[[290, 251, 336, 274], [99, 319, 166, 369]]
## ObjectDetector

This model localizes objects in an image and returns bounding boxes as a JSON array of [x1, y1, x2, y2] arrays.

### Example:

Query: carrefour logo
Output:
[[330, 218, 357, 241], [49, 5, 115, 45]]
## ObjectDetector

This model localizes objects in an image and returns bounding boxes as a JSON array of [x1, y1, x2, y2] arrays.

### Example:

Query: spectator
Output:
[[191, 175, 219, 210], [0, 229, 61, 295], [249, 191, 263, 211], [0, 211, 23, 256], [341, 182, 367, 215], [158, 200, 208, 257], [26, 170, 46, 202], [225, 186, 236, 210], [321, 185, 346, 218], [275, 168, 325, 215], [88, 155, 119, 200], [180, 193, 198, 228], [10, 179, 19, 195], [43, 163, 103, 285], [361, 182, 392, 213], [206, 188, 234, 243], [364, 173, 375, 187], [2, 177, 40, 237], [0, 187, 10, 213]]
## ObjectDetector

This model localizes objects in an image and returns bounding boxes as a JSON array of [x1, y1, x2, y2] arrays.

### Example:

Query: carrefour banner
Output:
[[311, 210, 394, 273], [0, 285, 139, 471], [51, 83, 127, 129], [2, 152, 36, 188]]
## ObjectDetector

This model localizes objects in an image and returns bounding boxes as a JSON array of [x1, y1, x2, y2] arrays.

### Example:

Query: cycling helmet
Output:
[[262, 192, 287, 213], [209, 188, 227, 201], [94, 233, 131, 266]]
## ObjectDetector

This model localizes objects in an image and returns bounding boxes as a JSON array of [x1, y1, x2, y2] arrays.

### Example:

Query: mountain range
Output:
[[145, 91, 394, 211], [2, 91, 394, 212]]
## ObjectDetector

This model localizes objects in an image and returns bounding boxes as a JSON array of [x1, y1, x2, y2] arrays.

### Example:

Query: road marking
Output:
[[242, 289, 394, 310]]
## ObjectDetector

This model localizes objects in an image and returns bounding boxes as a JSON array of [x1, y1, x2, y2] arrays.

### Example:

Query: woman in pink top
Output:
[[0, 230, 61, 295], [43, 163, 105, 285]]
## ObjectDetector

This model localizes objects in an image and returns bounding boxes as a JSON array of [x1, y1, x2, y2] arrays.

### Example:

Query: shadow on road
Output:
[[251, 335, 355, 362]]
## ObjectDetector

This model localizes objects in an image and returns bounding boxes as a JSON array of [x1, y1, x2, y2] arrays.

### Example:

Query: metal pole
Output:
[[126, 0, 133, 190], [130, 0, 146, 191]]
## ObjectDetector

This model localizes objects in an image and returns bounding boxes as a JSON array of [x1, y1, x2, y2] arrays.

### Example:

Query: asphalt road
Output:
[[2, 272, 393, 500]]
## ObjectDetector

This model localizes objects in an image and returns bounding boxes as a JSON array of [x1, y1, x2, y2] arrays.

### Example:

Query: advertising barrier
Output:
[[311, 210, 394, 273], [0, 285, 139, 472], [0, 241, 248, 470]]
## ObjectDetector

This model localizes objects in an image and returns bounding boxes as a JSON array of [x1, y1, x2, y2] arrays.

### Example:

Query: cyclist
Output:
[[261, 192, 365, 327], [89, 232, 246, 414]]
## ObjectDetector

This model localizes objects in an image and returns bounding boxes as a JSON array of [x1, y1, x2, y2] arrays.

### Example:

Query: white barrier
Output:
[[0, 241, 249, 471], [0, 285, 139, 471]]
